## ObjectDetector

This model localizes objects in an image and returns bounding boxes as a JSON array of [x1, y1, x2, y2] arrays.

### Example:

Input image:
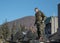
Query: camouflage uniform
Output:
[[35, 11, 46, 39]]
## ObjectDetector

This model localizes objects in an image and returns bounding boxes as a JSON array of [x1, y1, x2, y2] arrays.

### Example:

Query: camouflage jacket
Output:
[[35, 11, 46, 24]]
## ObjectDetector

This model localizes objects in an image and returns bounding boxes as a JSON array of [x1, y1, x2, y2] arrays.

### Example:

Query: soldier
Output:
[[34, 8, 46, 40]]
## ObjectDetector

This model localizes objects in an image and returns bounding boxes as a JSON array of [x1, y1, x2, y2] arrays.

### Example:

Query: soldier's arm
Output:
[[42, 13, 46, 21], [39, 11, 46, 21], [34, 14, 37, 26]]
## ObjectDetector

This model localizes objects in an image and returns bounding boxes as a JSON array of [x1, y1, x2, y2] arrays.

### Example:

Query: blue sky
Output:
[[0, 0, 60, 24]]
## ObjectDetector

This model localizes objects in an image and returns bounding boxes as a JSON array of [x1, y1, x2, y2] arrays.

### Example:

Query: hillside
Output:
[[8, 16, 36, 31]]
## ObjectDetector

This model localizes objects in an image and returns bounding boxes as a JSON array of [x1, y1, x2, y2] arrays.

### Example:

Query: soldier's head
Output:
[[35, 8, 39, 13]]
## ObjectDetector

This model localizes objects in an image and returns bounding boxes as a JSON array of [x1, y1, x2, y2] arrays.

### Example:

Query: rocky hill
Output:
[[8, 16, 36, 31]]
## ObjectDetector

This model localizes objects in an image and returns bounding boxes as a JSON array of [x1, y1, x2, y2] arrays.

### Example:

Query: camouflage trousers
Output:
[[36, 21, 47, 41], [39, 22, 45, 37]]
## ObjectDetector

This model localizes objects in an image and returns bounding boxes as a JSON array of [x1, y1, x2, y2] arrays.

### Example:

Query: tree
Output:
[[18, 24, 22, 32], [0, 26, 3, 39], [1, 21, 9, 40], [11, 22, 17, 42], [21, 25, 27, 32], [11, 22, 16, 35]]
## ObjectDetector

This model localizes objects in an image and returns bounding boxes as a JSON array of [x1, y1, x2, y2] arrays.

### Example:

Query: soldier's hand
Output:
[[42, 21, 44, 23]]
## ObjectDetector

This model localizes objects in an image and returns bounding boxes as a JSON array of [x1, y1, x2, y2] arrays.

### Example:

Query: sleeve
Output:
[[35, 14, 37, 24], [40, 11, 46, 21]]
